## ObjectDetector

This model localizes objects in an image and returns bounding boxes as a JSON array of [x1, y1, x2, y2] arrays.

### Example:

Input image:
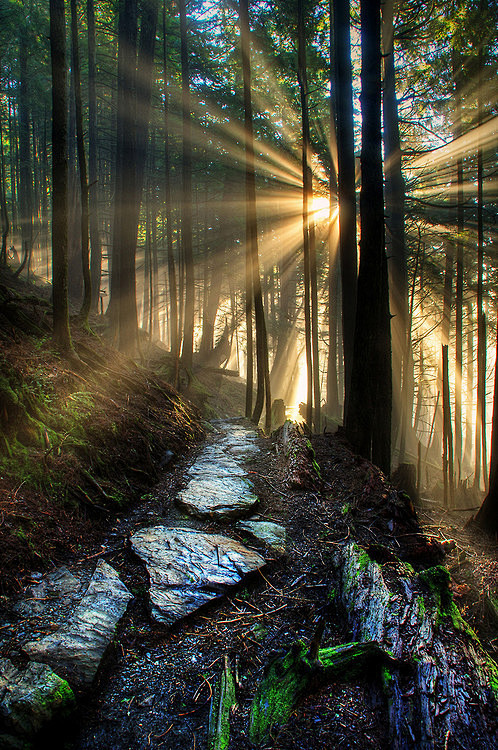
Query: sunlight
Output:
[[311, 195, 331, 223]]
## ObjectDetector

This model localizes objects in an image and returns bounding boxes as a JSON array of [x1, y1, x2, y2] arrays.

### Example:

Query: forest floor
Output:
[[0, 268, 497, 749], [1, 421, 494, 750]]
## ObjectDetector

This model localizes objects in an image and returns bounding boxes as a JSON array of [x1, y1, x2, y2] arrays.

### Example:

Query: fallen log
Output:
[[333, 542, 498, 749], [248, 637, 395, 745]]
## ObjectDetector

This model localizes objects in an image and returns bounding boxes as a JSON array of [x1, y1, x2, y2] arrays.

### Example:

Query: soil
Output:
[[4, 424, 492, 750]]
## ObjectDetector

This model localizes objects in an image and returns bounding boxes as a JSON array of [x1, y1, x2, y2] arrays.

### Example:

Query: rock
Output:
[[23, 560, 133, 689], [0, 658, 75, 739], [14, 566, 82, 618], [186, 448, 246, 479], [176, 475, 258, 520], [236, 519, 286, 554], [130, 526, 265, 625]]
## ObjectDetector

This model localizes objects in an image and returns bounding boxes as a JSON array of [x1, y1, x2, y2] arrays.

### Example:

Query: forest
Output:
[[0, 0, 497, 748]]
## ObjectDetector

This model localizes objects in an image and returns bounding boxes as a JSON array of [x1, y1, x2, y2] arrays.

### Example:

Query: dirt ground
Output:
[[12, 424, 494, 750]]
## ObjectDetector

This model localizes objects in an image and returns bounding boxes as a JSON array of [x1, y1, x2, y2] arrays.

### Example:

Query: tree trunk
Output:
[[87, 0, 101, 314], [240, 0, 271, 432], [346, 0, 391, 475], [382, 0, 410, 464], [50, 0, 73, 353], [453, 49, 464, 485], [442, 344, 455, 508], [110, 0, 138, 341], [333, 0, 357, 421], [297, 0, 314, 431], [474, 301, 498, 534], [0, 109, 9, 265], [475, 49, 487, 490], [333, 542, 498, 748], [70, 0, 91, 324], [162, 5, 179, 360], [18, 30, 33, 275], [179, 0, 194, 370]]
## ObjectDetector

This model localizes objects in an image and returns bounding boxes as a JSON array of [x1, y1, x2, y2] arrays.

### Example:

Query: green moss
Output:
[[418, 566, 473, 634], [249, 640, 390, 744], [417, 595, 426, 617], [486, 655, 498, 706], [249, 641, 308, 744], [207, 659, 236, 750], [357, 549, 371, 571]]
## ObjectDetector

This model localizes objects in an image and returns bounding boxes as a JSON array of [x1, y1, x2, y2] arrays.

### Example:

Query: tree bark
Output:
[[87, 0, 101, 314], [333, 0, 357, 421], [474, 303, 498, 534], [18, 29, 33, 274], [50, 0, 73, 353], [0, 109, 9, 265], [333, 543, 498, 748], [70, 0, 91, 324], [110, 0, 137, 341], [179, 0, 194, 370], [162, 4, 179, 360], [240, 0, 271, 432], [382, 0, 410, 464], [346, 0, 391, 475], [297, 0, 314, 432]]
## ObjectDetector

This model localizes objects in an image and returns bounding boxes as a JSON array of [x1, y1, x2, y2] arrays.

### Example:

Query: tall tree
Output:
[[18, 25, 33, 273], [382, 0, 410, 462], [297, 0, 314, 431], [474, 307, 498, 534], [162, 2, 179, 361], [333, 0, 357, 418], [111, 0, 158, 354], [346, 0, 391, 474], [179, 0, 194, 370], [70, 0, 91, 324], [87, 0, 101, 314], [240, 0, 271, 432], [50, 0, 73, 353], [110, 0, 138, 341]]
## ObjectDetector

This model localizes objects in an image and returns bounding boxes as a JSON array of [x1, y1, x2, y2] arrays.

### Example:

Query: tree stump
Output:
[[333, 542, 498, 749]]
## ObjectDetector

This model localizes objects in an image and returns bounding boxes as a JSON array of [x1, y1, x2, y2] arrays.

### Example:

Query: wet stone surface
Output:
[[0, 658, 75, 742], [236, 518, 287, 554], [176, 421, 260, 521], [23, 560, 133, 689], [130, 525, 265, 625], [175, 475, 258, 520], [13, 566, 83, 619]]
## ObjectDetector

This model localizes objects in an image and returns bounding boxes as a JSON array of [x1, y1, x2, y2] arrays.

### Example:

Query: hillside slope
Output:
[[0, 269, 203, 593]]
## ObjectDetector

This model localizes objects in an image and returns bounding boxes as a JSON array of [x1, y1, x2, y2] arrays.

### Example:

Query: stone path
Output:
[[0, 419, 286, 746]]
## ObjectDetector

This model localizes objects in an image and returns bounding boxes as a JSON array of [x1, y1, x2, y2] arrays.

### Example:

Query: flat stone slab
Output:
[[236, 520, 286, 554], [186, 449, 246, 479], [14, 566, 82, 618], [130, 526, 265, 625], [0, 658, 75, 740], [176, 475, 258, 520], [23, 560, 133, 689]]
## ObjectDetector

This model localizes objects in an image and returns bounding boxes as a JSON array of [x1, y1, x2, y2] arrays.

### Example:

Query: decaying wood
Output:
[[249, 636, 395, 745], [207, 655, 237, 750], [275, 421, 321, 490], [333, 542, 498, 749]]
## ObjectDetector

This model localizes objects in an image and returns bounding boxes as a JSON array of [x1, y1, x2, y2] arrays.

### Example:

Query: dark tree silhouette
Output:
[[333, 0, 357, 417], [346, 0, 391, 475], [50, 0, 73, 353]]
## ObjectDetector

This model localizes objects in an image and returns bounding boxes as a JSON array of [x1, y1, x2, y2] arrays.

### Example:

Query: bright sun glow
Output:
[[311, 195, 330, 222]]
